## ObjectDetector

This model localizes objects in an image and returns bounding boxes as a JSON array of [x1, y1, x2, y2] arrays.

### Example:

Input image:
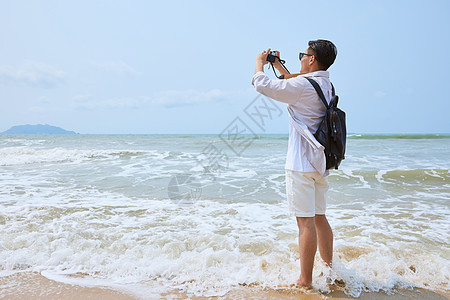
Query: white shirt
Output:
[[252, 70, 333, 174]]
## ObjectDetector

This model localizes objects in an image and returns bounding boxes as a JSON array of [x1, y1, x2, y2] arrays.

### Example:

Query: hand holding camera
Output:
[[255, 48, 271, 65], [266, 50, 281, 63], [254, 48, 292, 79], [264, 49, 290, 78]]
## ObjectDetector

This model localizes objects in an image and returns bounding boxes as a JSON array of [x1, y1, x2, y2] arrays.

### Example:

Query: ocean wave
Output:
[[0, 199, 448, 298], [329, 168, 449, 184], [348, 134, 450, 139], [0, 147, 153, 166], [0, 135, 448, 298]]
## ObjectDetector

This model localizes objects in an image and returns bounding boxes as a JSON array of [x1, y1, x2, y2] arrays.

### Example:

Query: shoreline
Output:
[[0, 272, 448, 300]]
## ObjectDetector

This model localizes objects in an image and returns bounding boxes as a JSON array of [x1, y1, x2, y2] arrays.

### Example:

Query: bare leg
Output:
[[315, 214, 333, 267], [296, 217, 317, 287]]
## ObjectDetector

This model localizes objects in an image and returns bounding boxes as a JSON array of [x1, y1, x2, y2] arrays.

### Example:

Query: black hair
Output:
[[308, 39, 337, 70]]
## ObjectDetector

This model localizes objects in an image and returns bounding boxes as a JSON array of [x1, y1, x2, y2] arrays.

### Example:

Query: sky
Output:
[[1, 0, 449, 134]]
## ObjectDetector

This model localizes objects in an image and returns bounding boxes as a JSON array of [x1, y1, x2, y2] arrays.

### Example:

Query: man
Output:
[[252, 40, 337, 288]]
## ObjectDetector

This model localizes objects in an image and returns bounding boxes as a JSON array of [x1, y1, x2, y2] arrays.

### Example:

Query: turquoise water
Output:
[[0, 134, 449, 297]]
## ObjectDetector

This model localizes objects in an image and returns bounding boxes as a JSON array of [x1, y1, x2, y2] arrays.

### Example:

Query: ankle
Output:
[[297, 276, 312, 286]]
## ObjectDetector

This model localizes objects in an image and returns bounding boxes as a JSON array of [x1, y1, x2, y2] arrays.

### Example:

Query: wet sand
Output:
[[0, 272, 448, 300]]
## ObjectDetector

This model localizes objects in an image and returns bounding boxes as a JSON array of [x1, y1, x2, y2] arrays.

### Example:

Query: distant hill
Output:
[[1, 124, 78, 135]]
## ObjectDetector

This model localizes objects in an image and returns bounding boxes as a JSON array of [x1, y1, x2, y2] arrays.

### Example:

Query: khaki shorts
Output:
[[285, 169, 329, 217]]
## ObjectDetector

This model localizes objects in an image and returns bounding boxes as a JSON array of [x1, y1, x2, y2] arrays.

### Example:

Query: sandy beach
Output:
[[0, 272, 448, 300]]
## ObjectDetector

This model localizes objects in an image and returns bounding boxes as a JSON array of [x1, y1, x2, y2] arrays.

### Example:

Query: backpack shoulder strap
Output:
[[305, 77, 329, 109]]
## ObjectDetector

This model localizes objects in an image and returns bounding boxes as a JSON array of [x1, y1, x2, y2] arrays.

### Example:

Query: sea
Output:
[[0, 134, 449, 298]]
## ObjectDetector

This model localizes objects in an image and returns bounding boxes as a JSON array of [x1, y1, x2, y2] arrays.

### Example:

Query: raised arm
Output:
[[252, 48, 306, 105], [252, 72, 303, 105], [254, 48, 270, 75]]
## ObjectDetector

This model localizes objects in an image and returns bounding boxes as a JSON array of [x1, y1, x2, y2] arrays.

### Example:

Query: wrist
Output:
[[255, 61, 265, 69], [255, 59, 265, 65], [254, 61, 265, 74]]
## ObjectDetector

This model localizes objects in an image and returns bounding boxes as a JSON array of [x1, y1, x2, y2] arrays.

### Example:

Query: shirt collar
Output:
[[301, 70, 329, 78]]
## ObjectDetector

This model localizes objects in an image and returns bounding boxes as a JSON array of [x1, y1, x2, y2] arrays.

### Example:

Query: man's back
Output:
[[286, 71, 332, 134], [252, 69, 333, 172]]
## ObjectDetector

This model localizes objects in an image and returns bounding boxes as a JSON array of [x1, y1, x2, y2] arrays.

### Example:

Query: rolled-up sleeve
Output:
[[252, 72, 303, 105]]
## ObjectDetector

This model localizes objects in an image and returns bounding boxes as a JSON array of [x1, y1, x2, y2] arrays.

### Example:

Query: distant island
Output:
[[1, 124, 78, 135]]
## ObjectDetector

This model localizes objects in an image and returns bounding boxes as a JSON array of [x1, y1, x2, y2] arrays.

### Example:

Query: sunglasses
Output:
[[299, 52, 313, 60]]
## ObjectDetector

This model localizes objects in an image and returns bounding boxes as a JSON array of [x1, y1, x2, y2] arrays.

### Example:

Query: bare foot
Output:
[[296, 277, 312, 289]]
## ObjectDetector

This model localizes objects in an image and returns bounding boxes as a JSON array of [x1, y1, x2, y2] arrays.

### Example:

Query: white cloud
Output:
[[69, 88, 245, 110], [374, 91, 387, 98], [404, 87, 414, 95], [71, 95, 142, 110], [90, 60, 139, 75], [150, 89, 225, 107], [73, 94, 92, 102], [28, 106, 45, 113], [103, 98, 141, 109], [0, 61, 66, 88], [37, 96, 50, 104], [26, 96, 51, 113]]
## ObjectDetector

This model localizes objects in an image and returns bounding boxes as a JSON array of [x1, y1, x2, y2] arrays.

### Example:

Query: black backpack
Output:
[[305, 78, 346, 170]]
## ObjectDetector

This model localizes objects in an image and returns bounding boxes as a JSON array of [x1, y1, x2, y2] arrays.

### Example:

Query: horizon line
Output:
[[1, 132, 450, 136]]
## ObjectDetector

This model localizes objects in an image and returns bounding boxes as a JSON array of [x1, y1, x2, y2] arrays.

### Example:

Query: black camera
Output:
[[266, 51, 278, 63], [264, 50, 290, 79]]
